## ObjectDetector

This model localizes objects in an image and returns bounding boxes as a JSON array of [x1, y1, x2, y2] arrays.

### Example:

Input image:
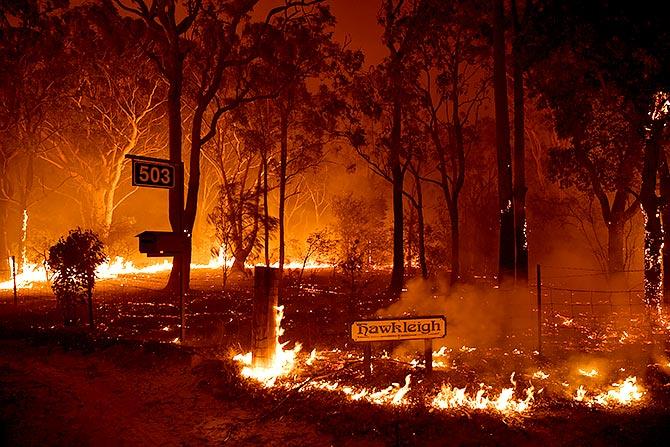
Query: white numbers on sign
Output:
[[139, 165, 150, 182], [161, 167, 171, 184], [138, 164, 171, 185]]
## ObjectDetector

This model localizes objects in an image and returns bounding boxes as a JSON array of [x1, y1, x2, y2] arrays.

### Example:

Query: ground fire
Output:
[[2, 0, 670, 446]]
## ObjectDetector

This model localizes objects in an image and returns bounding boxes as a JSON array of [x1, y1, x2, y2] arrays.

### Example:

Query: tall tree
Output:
[[267, 4, 357, 272], [45, 4, 165, 240], [492, 0, 515, 283], [0, 1, 74, 275], [412, 0, 488, 285], [350, 0, 428, 295], [511, 0, 527, 282], [112, 0, 316, 290], [525, 0, 670, 303]]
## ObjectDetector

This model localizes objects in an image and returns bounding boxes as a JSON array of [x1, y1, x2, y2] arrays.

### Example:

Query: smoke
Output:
[[375, 277, 537, 359]]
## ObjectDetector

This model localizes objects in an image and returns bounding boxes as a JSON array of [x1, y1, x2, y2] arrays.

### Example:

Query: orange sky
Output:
[[328, 0, 384, 65], [256, 0, 385, 65]]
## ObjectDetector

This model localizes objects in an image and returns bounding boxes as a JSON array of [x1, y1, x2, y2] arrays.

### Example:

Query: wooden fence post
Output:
[[253, 266, 280, 368]]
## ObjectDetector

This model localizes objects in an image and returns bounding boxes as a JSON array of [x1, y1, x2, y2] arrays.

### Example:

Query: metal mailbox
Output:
[[136, 231, 189, 257]]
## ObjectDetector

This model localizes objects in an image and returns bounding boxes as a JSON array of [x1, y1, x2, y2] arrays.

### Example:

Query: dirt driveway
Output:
[[0, 339, 331, 446]]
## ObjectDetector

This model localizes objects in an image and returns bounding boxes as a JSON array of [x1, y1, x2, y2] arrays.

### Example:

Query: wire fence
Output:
[[1, 265, 666, 351]]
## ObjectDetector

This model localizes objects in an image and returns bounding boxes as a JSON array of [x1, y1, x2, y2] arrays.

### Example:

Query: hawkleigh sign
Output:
[[351, 316, 447, 342]]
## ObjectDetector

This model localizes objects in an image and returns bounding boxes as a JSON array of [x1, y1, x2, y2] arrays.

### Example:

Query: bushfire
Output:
[[232, 306, 648, 418]]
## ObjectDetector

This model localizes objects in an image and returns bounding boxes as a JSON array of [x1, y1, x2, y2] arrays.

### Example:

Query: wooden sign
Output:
[[351, 315, 446, 342]]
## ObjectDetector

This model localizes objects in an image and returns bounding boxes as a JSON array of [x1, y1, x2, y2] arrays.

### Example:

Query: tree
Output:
[[295, 228, 336, 289], [511, 0, 528, 282], [111, 0, 316, 291], [411, 0, 488, 284], [524, 0, 670, 303], [0, 1, 74, 275], [205, 128, 277, 273], [348, 0, 430, 294], [48, 228, 108, 328], [265, 4, 358, 273], [332, 193, 391, 272], [492, 0, 515, 283], [547, 92, 641, 274], [45, 4, 165, 240], [333, 194, 389, 317]]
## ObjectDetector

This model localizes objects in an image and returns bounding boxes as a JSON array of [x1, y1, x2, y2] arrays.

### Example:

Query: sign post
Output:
[[351, 315, 446, 377], [126, 154, 188, 341]]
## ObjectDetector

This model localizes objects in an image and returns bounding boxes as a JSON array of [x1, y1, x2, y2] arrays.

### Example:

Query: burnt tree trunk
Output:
[[278, 107, 289, 273], [414, 171, 428, 279], [390, 95, 405, 295], [450, 58, 466, 286], [511, 0, 528, 285], [607, 191, 628, 274], [165, 53, 187, 293], [607, 215, 625, 274], [0, 200, 10, 281], [659, 153, 670, 302], [263, 145, 271, 267], [640, 122, 664, 305], [493, 0, 516, 284], [449, 201, 460, 286]]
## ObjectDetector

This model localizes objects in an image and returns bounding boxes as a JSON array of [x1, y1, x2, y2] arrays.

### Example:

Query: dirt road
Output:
[[0, 339, 331, 446]]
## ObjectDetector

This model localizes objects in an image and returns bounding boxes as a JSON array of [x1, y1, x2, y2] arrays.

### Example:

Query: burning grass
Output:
[[231, 309, 651, 419]]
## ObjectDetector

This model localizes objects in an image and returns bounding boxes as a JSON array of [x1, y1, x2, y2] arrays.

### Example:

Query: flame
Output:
[[233, 305, 302, 387], [578, 368, 599, 378], [532, 370, 550, 380], [431, 375, 536, 415], [573, 376, 645, 407], [305, 349, 317, 366], [307, 374, 413, 407], [0, 254, 337, 291]]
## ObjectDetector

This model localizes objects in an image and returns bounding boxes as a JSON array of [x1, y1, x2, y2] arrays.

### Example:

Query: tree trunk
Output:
[[512, 0, 528, 285], [660, 155, 670, 302], [0, 201, 10, 281], [166, 57, 187, 293], [278, 109, 288, 272], [263, 146, 270, 267], [640, 122, 664, 305], [232, 256, 246, 274], [607, 191, 628, 274], [493, 0, 516, 284], [17, 154, 34, 272], [390, 89, 405, 296], [607, 215, 625, 274], [17, 208, 27, 272], [449, 200, 460, 286], [414, 172, 428, 279]]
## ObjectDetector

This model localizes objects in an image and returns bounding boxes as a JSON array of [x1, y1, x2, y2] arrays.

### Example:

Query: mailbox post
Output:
[[127, 154, 189, 342], [135, 230, 190, 341]]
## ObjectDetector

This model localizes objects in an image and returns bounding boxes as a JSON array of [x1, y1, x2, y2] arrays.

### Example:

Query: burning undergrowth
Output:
[[230, 286, 657, 420]]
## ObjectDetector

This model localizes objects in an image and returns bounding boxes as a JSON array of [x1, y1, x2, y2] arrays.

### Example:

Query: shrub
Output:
[[47, 228, 107, 328]]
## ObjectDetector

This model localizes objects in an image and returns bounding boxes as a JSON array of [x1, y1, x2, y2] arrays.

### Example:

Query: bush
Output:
[[47, 228, 107, 328]]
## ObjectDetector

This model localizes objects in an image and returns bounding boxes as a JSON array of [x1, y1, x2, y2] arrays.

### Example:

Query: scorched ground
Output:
[[2, 269, 670, 446]]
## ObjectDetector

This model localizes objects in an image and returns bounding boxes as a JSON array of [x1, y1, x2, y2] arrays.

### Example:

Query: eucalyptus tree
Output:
[[111, 0, 323, 290]]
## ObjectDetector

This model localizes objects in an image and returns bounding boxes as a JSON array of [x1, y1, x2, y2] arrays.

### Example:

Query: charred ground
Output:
[[2, 270, 670, 446]]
